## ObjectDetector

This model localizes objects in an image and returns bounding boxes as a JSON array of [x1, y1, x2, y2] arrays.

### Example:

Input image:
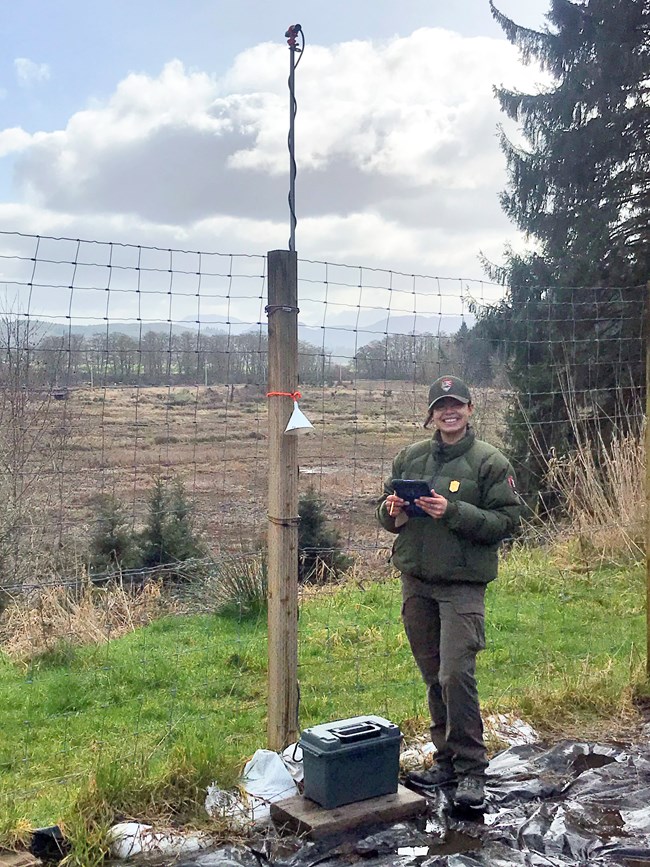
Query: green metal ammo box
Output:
[[299, 715, 401, 809]]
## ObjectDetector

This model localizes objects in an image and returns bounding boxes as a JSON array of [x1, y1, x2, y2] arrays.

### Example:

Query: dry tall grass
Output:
[[544, 426, 644, 558], [523, 373, 645, 561], [0, 579, 175, 663]]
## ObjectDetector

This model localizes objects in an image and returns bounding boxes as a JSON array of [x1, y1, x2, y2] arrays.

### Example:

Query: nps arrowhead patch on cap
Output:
[[427, 376, 472, 410]]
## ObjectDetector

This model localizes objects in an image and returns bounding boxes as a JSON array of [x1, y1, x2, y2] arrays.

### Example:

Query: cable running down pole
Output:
[[285, 24, 304, 252]]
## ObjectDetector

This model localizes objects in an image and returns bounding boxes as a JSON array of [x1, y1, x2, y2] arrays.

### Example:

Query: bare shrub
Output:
[[0, 579, 175, 663], [0, 311, 69, 609]]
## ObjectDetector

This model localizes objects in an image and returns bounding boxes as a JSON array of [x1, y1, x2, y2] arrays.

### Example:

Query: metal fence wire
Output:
[[0, 230, 644, 823]]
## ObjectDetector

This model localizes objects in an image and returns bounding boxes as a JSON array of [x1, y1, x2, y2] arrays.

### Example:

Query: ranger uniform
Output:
[[377, 375, 521, 807]]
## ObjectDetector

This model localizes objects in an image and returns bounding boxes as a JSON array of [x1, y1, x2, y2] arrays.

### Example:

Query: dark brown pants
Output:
[[402, 593, 488, 776]]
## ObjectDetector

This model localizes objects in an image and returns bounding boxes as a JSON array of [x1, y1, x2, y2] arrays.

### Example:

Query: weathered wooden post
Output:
[[266, 249, 300, 750]]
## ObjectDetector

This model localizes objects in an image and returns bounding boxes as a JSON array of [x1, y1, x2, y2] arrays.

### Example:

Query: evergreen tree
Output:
[[140, 476, 203, 572], [89, 494, 141, 573], [165, 478, 203, 562], [453, 321, 495, 386], [485, 0, 649, 502], [298, 488, 352, 583]]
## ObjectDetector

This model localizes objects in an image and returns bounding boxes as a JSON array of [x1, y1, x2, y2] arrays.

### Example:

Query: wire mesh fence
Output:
[[0, 230, 645, 825]]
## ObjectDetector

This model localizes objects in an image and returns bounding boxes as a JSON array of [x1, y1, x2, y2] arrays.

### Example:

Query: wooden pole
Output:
[[266, 249, 299, 750], [646, 281, 650, 677]]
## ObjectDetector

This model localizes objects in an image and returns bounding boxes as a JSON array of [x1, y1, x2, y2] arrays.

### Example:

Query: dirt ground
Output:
[[29, 380, 508, 569]]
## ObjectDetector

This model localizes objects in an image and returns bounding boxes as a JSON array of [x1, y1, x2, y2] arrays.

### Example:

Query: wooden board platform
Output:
[[0, 853, 41, 867], [270, 785, 427, 839]]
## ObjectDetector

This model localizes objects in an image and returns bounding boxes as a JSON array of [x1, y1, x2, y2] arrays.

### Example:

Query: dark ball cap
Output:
[[427, 375, 472, 411]]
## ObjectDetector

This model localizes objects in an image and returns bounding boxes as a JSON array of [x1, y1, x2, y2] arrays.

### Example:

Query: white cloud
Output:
[[14, 58, 51, 86], [2, 29, 547, 281], [0, 128, 34, 157]]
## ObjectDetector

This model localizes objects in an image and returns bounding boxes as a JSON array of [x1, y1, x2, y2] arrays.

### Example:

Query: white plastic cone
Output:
[[284, 400, 314, 435]]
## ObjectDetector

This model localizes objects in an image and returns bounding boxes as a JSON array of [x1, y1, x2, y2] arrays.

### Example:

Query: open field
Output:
[[5, 379, 509, 576]]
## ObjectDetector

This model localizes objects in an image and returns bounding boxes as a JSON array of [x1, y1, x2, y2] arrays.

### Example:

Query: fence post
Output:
[[647, 282, 650, 677], [266, 249, 300, 750]]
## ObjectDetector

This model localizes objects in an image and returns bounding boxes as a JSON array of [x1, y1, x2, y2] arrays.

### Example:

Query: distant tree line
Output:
[[0, 322, 500, 389], [354, 324, 499, 385], [0, 328, 339, 388]]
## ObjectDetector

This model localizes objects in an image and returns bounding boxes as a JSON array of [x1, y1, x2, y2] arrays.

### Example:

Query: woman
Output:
[[376, 375, 521, 808]]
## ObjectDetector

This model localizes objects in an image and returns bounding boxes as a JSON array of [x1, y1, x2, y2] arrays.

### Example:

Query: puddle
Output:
[[619, 856, 650, 867], [571, 752, 618, 774], [395, 823, 482, 860]]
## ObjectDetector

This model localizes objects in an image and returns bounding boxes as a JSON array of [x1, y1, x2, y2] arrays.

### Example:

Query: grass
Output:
[[0, 610, 266, 832], [0, 544, 645, 849], [1, 580, 171, 662], [482, 546, 645, 733]]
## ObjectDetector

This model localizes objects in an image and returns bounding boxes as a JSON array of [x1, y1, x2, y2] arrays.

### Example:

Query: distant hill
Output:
[[181, 312, 474, 357], [297, 314, 474, 358], [28, 312, 474, 357], [29, 321, 195, 339]]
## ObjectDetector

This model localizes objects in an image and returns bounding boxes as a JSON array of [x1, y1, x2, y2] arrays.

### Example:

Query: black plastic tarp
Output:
[[181, 741, 650, 867]]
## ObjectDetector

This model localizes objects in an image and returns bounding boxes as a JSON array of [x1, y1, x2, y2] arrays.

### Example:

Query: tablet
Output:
[[391, 479, 432, 517]]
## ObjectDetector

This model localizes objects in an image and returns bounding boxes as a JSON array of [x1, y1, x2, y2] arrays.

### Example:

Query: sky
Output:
[[0, 0, 554, 325]]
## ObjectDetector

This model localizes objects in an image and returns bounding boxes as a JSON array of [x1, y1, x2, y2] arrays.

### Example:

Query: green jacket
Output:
[[376, 430, 521, 584]]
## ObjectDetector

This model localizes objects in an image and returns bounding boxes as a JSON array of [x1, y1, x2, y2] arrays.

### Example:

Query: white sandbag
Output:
[[108, 821, 210, 860], [241, 748, 299, 821]]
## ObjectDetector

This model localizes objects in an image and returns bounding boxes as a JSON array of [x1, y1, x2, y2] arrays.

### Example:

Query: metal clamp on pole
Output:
[[265, 304, 300, 316], [267, 514, 301, 527]]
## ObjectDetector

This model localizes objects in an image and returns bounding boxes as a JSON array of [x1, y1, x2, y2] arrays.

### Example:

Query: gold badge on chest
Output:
[[449, 480, 460, 493]]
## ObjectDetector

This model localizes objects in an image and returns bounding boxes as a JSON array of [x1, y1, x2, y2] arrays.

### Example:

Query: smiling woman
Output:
[[377, 373, 522, 808], [426, 377, 474, 445], [430, 398, 473, 443]]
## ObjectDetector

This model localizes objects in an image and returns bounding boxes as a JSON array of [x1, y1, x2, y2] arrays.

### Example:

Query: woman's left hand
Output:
[[415, 490, 448, 519]]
